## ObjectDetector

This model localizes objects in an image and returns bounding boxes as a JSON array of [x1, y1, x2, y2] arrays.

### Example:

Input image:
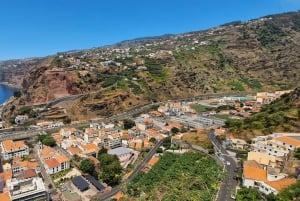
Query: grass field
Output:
[[182, 129, 213, 149]]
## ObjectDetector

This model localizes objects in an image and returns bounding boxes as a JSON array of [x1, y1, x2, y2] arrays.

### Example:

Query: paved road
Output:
[[98, 138, 166, 201], [208, 131, 237, 201]]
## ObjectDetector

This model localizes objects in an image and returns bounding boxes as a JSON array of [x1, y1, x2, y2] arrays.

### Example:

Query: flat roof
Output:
[[107, 147, 132, 156]]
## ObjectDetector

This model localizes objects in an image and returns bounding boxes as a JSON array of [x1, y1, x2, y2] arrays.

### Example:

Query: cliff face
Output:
[[3, 11, 300, 120], [22, 67, 86, 104]]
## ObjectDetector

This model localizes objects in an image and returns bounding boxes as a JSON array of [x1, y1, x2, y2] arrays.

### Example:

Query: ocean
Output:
[[0, 84, 16, 105]]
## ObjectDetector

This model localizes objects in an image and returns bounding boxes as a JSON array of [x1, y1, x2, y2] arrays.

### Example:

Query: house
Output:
[[11, 158, 40, 174], [38, 145, 70, 175], [163, 121, 182, 133], [0, 140, 29, 160], [226, 137, 247, 150], [84, 128, 99, 143], [60, 127, 77, 137], [14, 115, 29, 124], [251, 136, 289, 157], [247, 152, 276, 167], [275, 136, 300, 151], [67, 146, 81, 156], [78, 143, 100, 158], [259, 178, 297, 195], [242, 160, 267, 188], [136, 118, 154, 131], [98, 133, 122, 149], [171, 134, 183, 147]]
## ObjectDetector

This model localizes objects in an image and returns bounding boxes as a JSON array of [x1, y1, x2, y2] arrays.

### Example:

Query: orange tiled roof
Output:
[[2, 140, 27, 152], [113, 191, 124, 200], [0, 171, 12, 182], [243, 160, 267, 182], [149, 110, 162, 116], [63, 127, 77, 132], [110, 132, 122, 139], [135, 142, 143, 150], [67, 146, 81, 155], [27, 161, 39, 169], [0, 192, 11, 201], [40, 145, 55, 159], [276, 136, 300, 147], [85, 128, 97, 135], [148, 157, 159, 166], [45, 158, 60, 168], [12, 157, 23, 164], [144, 118, 153, 124], [266, 178, 297, 191], [23, 169, 37, 179], [172, 135, 182, 140], [55, 154, 70, 164]]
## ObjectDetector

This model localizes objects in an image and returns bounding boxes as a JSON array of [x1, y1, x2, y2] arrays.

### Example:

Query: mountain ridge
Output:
[[2, 11, 300, 122]]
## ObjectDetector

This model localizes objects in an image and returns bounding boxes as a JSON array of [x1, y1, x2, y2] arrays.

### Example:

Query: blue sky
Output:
[[0, 0, 299, 60]]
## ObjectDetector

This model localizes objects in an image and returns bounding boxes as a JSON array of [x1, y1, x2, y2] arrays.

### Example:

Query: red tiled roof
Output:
[[45, 158, 60, 168]]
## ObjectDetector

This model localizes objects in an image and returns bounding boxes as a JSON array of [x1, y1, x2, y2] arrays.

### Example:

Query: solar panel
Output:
[[72, 176, 89, 192], [85, 175, 106, 191]]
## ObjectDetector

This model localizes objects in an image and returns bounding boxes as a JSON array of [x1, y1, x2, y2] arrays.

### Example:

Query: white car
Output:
[[226, 161, 231, 166]]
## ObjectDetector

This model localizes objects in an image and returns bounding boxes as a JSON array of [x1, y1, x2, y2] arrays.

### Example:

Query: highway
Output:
[[208, 131, 237, 201]]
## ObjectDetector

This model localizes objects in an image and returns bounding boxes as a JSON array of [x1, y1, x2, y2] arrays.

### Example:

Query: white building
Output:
[[7, 177, 46, 201], [0, 140, 29, 160], [108, 147, 134, 168]]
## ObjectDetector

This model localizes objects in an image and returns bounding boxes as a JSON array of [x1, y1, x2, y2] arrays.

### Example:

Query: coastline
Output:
[[0, 82, 22, 89]]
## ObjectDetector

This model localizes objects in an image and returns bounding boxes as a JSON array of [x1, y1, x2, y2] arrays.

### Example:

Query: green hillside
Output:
[[227, 88, 300, 139]]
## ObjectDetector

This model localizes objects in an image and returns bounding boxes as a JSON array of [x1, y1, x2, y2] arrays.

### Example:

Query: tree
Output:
[[13, 91, 21, 98], [162, 136, 171, 149], [80, 158, 95, 175], [149, 137, 157, 144], [123, 119, 135, 129], [277, 180, 300, 201], [38, 134, 56, 147], [156, 147, 163, 153], [98, 148, 108, 156], [63, 117, 71, 124], [171, 127, 180, 134], [98, 153, 122, 186], [294, 148, 300, 160], [236, 187, 264, 201]]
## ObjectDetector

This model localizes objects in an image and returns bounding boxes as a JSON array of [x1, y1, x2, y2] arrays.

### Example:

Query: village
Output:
[[0, 89, 299, 201]]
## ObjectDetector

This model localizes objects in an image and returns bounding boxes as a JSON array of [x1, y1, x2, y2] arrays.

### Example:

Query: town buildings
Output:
[[242, 133, 300, 195], [0, 140, 29, 160]]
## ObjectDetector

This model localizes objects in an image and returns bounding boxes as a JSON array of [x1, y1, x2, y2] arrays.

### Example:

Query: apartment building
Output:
[[38, 145, 70, 175], [0, 140, 29, 160], [6, 177, 46, 201]]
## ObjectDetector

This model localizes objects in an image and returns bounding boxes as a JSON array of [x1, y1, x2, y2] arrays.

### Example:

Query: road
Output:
[[98, 138, 166, 201], [208, 131, 237, 201]]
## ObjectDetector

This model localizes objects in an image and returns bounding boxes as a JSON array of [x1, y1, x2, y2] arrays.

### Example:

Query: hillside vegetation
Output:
[[2, 11, 300, 120], [227, 88, 300, 139], [123, 152, 223, 201]]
